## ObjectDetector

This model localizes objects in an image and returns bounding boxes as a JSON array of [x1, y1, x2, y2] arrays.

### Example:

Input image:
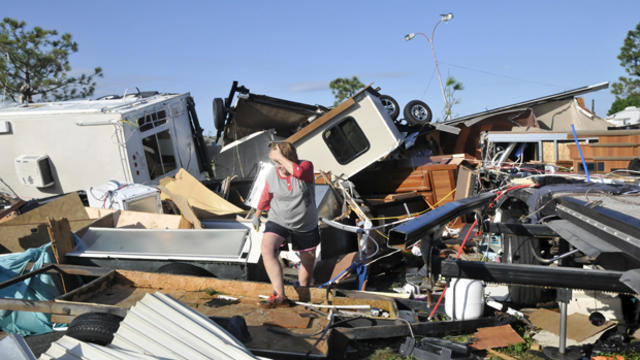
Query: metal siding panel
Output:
[[39, 292, 257, 360]]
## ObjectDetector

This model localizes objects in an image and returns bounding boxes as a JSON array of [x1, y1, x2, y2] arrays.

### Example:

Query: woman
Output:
[[255, 141, 319, 308]]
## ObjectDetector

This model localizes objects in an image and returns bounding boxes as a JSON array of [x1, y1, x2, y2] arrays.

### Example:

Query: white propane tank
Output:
[[444, 278, 485, 320]]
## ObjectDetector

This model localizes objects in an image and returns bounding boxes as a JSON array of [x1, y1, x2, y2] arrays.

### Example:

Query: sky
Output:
[[3, 1, 640, 136]]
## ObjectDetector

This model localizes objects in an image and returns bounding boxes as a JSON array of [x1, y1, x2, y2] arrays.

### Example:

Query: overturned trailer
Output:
[[0, 92, 211, 199], [212, 82, 404, 181]]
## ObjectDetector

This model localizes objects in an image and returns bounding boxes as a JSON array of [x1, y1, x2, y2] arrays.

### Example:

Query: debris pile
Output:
[[0, 81, 640, 359]]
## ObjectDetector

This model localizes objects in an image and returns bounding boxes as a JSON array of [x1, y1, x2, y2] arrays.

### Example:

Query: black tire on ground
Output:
[[502, 234, 543, 306], [379, 95, 400, 121], [403, 100, 433, 126], [157, 262, 215, 277], [213, 97, 227, 130], [67, 312, 124, 346]]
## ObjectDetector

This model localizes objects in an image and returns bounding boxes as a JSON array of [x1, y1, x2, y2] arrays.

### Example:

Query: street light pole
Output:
[[405, 13, 454, 115]]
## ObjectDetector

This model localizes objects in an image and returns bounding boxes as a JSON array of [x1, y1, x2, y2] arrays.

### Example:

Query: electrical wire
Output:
[[427, 218, 478, 320]]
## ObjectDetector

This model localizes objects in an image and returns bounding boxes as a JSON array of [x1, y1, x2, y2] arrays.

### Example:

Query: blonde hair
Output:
[[271, 141, 299, 163]]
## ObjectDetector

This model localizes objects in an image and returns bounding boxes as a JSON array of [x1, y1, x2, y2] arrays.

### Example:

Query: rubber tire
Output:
[[157, 262, 215, 277], [403, 100, 433, 125], [379, 95, 399, 121], [502, 234, 543, 306], [67, 312, 124, 345], [213, 97, 226, 131]]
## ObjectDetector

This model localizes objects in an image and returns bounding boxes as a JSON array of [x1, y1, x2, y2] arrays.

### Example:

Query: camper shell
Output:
[[0, 93, 211, 199], [213, 82, 404, 181]]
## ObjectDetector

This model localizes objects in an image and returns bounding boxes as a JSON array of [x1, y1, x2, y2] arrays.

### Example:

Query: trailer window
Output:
[[138, 110, 167, 132], [323, 117, 369, 164], [142, 130, 176, 179]]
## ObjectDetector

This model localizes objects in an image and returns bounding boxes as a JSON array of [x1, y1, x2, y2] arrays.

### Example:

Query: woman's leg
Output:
[[298, 249, 316, 287], [261, 232, 286, 296]]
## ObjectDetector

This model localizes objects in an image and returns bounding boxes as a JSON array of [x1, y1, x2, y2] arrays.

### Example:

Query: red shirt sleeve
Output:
[[291, 160, 314, 183], [256, 182, 273, 211]]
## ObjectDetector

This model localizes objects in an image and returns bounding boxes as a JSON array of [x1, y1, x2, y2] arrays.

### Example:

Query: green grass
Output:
[[368, 347, 413, 360]]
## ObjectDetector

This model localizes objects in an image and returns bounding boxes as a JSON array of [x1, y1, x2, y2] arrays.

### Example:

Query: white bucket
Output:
[[444, 278, 485, 320]]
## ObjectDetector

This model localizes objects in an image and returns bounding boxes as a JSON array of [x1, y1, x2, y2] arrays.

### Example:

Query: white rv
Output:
[[0, 93, 211, 199]]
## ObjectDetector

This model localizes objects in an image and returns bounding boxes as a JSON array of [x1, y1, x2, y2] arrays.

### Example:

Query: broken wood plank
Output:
[[47, 217, 75, 293], [48, 218, 74, 265], [0, 199, 26, 223], [0, 297, 126, 317], [56, 270, 116, 302]]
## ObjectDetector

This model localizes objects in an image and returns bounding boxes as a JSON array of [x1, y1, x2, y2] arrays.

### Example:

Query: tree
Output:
[[0, 17, 102, 103], [608, 93, 640, 115], [610, 22, 640, 114], [442, 76, 463, 121], [329, 76, 364, 106]]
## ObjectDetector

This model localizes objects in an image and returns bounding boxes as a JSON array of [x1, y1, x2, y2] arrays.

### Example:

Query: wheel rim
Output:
[[411, 104, 429, 121], [381, 99, 396, 114]]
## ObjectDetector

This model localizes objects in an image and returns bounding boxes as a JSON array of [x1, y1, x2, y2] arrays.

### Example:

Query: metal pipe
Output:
[[559, 301, 568, 353], [528, 244, 580, 264], [571, 124, 591, 181]]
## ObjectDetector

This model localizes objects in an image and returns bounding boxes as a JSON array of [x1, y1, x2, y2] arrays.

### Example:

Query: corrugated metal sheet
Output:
[[111, 292, 257, 360], [0, 334, 36, 360], [39, 292, 257, 360], [39, 335, 162, 360]]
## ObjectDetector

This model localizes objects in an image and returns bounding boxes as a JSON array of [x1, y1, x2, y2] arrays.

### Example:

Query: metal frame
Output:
[[440, 259, 635, 293]]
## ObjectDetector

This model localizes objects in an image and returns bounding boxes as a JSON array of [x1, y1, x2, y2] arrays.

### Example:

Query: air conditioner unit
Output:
[[87, 181, 162, 213], [15, 154, 55, 188]]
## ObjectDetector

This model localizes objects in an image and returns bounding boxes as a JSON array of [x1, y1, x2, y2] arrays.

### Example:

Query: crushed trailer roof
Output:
[[445, 81, 609, 126]]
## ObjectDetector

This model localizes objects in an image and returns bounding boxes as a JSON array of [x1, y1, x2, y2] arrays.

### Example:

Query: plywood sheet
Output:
[[0, 193, 91, 253], [2, 193, 88, 226], [264, 309, 312, 329], [471, 324, 523, 350]]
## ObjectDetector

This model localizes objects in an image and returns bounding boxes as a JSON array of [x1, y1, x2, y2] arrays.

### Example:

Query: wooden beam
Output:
[[286, 98, 355, 144], [0, 298, 126, 317], [116, 269, 331, 303], [55, 264, 113, 277], [0, 200, 26, 223], [57, 271, 116, 302]]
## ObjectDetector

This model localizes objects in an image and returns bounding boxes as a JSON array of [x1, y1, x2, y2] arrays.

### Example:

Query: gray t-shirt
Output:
[[264, 161, 318, 232]]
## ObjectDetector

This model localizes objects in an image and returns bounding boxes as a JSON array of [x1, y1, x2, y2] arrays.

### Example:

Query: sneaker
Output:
[[260, 292, 293, 309]]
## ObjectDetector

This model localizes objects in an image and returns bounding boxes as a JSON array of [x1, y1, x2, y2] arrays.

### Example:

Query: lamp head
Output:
[[440, 12, 454, 22], [404, 33, 416, 41]]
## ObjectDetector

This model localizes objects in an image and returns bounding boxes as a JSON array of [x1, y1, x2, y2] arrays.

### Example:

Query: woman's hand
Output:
[[269, 144, 294, 175]]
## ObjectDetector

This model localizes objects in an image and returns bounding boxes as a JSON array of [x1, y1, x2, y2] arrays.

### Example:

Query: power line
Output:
[[440, 61, 566, 89]]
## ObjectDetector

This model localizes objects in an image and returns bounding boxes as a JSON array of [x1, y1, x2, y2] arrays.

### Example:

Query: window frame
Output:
[[322, 116, 370, 165]]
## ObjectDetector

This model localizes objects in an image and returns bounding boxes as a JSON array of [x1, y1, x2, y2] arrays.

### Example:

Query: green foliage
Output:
[[610, 22, 640, 114], [608, 92, 640, 115], [329, 76, 364, 106], [443, 76, 463, 121], [0, 17, 102, 103]]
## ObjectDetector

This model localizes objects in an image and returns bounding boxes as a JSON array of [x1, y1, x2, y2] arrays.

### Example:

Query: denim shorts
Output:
[[264, 221, 320, 252]]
